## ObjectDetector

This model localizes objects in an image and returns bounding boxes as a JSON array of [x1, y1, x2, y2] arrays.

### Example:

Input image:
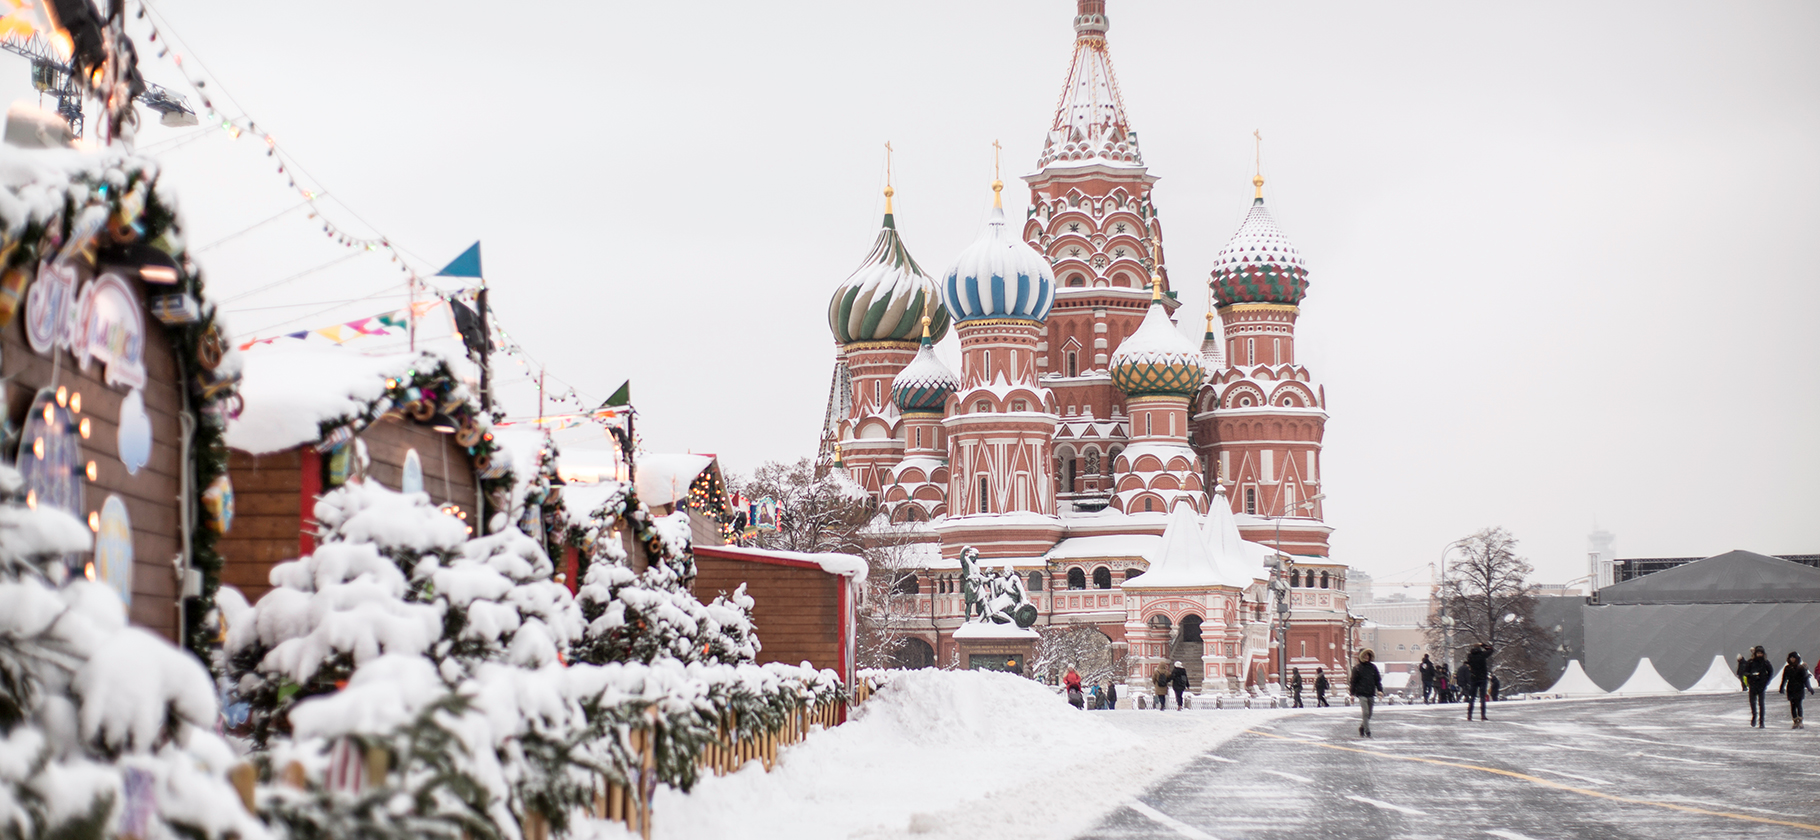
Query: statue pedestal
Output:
[[953, 622, 1039, 677]]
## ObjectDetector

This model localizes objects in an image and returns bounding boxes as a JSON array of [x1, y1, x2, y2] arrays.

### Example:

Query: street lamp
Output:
[[1437, 538, 1470, 671], [1269, 493, 1325, 691]]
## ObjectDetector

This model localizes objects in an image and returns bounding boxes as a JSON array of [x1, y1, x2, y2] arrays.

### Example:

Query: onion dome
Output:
[[892, 316, 960, 413], [941, 181, 1055, 324], [1111, 286, 1206, 398], [828, 187, 952, 345], [1208, 176, 1309, 307]]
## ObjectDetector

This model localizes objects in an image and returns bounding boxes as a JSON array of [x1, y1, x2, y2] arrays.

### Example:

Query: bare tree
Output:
[[1032, 625, 1123, 688], [855, 524, 932, 669], [729, 458, 874, 554], [1424, 527, 1560, 691]]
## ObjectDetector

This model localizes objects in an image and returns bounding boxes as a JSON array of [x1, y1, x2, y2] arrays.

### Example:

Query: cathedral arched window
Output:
[[1143, 497, 1155, 512], [1093, 567, 1112, 589], [1029, 572, 1043, 592], [1067, 351, 1078, 377], [1290, 570, 1301, 587], [1320, 571, 1330, 590], [1067, 567, 1086, 590], [1068, 273, 1086, 287], [892, 574, 920, 595], [978, 476, 989, 513]]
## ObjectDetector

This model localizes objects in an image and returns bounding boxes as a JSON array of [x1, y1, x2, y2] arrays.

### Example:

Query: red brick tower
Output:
[[1194, 175, 1331, 559], [1023, 0, 1177, 505]]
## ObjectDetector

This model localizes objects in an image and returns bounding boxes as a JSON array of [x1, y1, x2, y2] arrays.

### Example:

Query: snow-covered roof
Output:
[[1543, 660, 1607, 697], [225, 344, 474, 455], [1034, 6, 1145, 171], [1210, 195, 1310, 307], [953, 621, 1039, 640], [941, 200, 1055, 324], [636, 453, 715, 507], [560, 480, 627, 529], [1205, 488, 1273, 584], [828, 203, 950, 345], [1046, 533, 1159, 562], [1121, 504, 1223, 589], [892, 340, 961, 413]]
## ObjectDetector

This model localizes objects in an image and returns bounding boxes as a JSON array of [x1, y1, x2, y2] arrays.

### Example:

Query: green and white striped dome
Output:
[[829, 206, 951, 345]]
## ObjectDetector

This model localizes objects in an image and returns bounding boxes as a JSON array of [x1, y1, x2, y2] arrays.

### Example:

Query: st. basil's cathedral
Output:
[[820, 0, 1358, 697]]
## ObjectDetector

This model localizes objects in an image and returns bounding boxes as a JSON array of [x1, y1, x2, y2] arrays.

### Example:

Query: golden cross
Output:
[[1253, 129, 1262, 176], [884, 140, 893, 185], [992, 139, 1002, 180]]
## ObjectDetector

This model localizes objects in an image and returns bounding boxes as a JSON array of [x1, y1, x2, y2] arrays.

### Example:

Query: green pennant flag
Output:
[[602, 380, 631, 409], [436, 242, 483, 278]]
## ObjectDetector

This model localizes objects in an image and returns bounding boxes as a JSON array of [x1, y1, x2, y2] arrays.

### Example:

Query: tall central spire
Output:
[[1037, 0, 1142, 170]]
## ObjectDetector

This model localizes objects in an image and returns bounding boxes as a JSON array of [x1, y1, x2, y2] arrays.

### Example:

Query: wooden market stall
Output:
[[218, 348, 497, 603], [690, 544, 865, 684]]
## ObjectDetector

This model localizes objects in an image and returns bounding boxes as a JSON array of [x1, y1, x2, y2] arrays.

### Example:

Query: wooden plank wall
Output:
[[217, 449, 303, 604], [0, 276, 185, 641], [221, 414, 479, 605], [692, 558, 840, 672]]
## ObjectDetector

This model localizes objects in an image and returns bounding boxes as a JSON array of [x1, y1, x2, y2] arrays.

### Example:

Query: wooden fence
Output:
[[596, 680, 875, 838]]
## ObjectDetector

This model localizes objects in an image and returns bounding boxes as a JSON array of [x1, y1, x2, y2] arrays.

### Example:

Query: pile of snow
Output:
[[635, 453, 715, 508], [645, 669, 1283, 840]]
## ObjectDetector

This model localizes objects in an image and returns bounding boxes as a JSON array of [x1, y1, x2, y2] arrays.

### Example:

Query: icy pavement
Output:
[[1078, 693, 1820, 839], [646, 670, 1284, 840]]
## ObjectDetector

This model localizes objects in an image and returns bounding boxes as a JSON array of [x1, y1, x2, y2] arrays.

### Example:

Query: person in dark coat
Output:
[[1314, 668, 1330, 707], [1743, 646, 1775, 728], [1291, 668, 1305, 708], [1170, 661, 1190, 710], [1736, 653, 1748, 690], [1418, 654, 1437, 704], [1351, 649, 1383, 737], [1455, 662, 1471, 705], [1489, 672, 1502, 702], [1436, 671, 1451, 704], [1779, 651, 1812, 729], [1466, 643, 1494, 721], [1105, 681, 1119, 711]]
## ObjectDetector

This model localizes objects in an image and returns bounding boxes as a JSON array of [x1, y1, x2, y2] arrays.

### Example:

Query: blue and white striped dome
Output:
[[941, 202, 1055, 324]]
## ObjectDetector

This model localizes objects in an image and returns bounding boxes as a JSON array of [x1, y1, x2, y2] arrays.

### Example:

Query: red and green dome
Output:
[[1209, 193, 1309, 307]]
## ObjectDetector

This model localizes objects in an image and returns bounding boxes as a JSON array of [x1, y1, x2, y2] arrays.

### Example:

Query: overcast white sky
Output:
[[15, 1, 1813, 586]]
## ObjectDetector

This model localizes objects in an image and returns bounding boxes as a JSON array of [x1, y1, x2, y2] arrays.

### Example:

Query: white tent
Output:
[[1610, 657, 1681, 696], [1543, 660, 1608, 697], [1683, 655, 1742, 694]]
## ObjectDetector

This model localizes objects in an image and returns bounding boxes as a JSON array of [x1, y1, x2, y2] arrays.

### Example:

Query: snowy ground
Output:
[[645, 670, 1285, 840], [1079, 693, 1820, 839]]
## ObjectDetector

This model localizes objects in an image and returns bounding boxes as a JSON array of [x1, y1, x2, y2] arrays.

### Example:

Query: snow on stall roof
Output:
[[636, 453, 714, 507], [1683, 655, 1741, 694], [1543, 660, 1608, 697], [561, 480, 627, 529], [1609, 657, 1680, 696], [704, 545, 869, 580], [1122, 504, 1223, 589], [225, 344, 473, 455]]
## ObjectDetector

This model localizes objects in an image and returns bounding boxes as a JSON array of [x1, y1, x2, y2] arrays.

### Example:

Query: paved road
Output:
[[1078, 694, 1820, 840]]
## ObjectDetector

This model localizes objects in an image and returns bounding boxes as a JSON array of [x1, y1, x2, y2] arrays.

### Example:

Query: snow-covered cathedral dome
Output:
[[828, 190, 952, 345], [892, 330, 960, 413], [941, 183, 1055, 324], [1110, 291, 1206, 398], [1209, 177, 1310, 307]]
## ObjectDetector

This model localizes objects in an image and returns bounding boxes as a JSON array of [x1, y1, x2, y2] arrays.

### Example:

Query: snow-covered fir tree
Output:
[[0, 465, 267, 840]]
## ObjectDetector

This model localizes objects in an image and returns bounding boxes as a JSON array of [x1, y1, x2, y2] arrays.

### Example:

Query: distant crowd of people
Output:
[[1412, 652, 1502, 707]]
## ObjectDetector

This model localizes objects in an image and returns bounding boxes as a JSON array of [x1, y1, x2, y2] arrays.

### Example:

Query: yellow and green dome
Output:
[[1110, 299, 1206, 398]]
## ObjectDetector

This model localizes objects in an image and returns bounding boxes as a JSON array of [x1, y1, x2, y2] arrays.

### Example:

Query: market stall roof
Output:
[[636, 453, 715, 507], [1597, 550, 1820, 605], [225, 344, 474, 455]]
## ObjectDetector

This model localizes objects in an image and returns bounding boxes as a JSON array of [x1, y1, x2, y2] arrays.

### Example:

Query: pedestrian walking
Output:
[[1351, 649, 1383, 737], [1152, 664, 1171, 712], [1489, 672, 1501, 702], [1736, 653, 1748, 690], [1064, 667, 1085, 709], [1466, 643, 1494, 721], [1436, 672, 1451, 704], [1314, 668, 1330, 707], [1291, 668, 1305, 708], [1105, 681, 1119, 711], [1743, 646, 1774, 728], [1779, 652, 1812, 729], [1171, 661, 1190, 710], [1419, 654, 1437, 704]]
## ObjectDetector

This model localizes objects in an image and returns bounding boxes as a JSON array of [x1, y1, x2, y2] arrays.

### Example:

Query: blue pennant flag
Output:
[[436, 242, 483, 278]]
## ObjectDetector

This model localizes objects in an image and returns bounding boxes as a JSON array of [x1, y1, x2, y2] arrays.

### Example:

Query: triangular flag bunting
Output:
[[602, 380, 631, 408]]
